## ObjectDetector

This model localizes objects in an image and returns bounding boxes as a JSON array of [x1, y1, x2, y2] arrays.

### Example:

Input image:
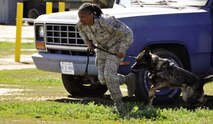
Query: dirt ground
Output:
[[0, 82, 212, 109], [0, 83, 130, 105]]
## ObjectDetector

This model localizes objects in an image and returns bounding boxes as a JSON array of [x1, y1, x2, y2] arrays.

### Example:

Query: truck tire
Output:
[[27, 8, 40, 25], [28, 8, 40, 19], [134, 49, 182, 105], [24, 2, 45, 25], [62, 74, 108, 97]]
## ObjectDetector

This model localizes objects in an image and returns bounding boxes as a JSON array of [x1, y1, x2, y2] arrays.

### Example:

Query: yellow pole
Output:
[[15, 2, 23, 62], [46, 2, 52, 14], [59, 2, 65, 12]]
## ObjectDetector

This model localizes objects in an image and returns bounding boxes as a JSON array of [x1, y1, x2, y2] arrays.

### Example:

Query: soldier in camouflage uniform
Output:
[[77, 3, 136, 115]]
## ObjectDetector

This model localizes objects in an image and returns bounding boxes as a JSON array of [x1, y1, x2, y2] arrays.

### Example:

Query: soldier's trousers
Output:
[[96, 50, 125, 103]]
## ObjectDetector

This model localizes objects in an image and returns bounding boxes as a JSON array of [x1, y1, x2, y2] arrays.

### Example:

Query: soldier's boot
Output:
[[114, 101, 127, 116], [125, 72, 136, 97]]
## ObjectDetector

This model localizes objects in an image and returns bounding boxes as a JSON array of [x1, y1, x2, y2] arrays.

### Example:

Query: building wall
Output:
[[0, 0, 19, 25]]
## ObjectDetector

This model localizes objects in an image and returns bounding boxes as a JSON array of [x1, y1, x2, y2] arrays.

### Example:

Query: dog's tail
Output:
[[203, 75, 213, 84]]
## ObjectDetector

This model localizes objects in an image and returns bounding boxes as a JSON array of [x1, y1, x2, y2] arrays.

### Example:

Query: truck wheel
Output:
[[27, 8, 40, 25], [135, 49, 182, 105], [62, 74, 108, 97]]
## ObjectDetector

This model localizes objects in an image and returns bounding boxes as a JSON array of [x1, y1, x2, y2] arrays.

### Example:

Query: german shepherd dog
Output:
[[132, 48, 213, 107]]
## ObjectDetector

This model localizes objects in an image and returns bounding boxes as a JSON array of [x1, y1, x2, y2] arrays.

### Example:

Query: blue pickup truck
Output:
[[32, 0, 213, 104]]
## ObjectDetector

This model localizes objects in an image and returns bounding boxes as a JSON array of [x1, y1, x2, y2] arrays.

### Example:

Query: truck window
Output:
[[131, 0, 208, 7]]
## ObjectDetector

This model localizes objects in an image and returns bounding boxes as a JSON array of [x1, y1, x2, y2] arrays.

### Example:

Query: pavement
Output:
[[0, 55, 36, 70], [0, 24, 34, 42], [0, 24, 36, 70]]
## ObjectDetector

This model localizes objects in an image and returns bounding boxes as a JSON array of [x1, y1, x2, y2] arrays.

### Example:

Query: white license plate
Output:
[[60, 62, 74, 75]]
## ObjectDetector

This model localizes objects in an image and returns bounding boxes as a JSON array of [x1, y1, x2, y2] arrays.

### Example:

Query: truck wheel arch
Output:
[[134, 48, 184, 104], [147, 43, 191, 71]]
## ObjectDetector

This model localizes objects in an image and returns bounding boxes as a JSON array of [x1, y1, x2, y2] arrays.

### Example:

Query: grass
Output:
[[0, 42, 36, 57], [0, 69, 212, 123], [0, 101, 212, 123], [0, 69, 62, 86], [0, 101, 117, 123], [0, 41, 212, 123]]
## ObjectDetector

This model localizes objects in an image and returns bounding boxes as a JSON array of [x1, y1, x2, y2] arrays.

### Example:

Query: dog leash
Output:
[[84, 47, 111, 77], [84, 49, 90, 77], [84, 45, 136, 77], [93, 45, 116, 55], [92, 44, 136, 58]]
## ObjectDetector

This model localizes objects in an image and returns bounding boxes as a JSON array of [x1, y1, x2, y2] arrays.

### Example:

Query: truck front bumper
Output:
[[31, 53, 98, 75]]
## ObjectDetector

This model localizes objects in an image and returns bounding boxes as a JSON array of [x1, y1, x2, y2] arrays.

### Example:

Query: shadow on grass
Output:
[[49, 95, 213, 108], [47, 95, 213, 119], [48, 95, 165, 119]]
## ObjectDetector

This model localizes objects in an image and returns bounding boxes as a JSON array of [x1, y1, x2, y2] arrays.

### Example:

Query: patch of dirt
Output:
[[0, 84, 64, 101], [0, 84, 130, 102], [0, 83, 213, 110], [0, 88, 23, 95]]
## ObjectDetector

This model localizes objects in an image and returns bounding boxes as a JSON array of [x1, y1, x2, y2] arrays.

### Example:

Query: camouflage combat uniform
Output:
[[77, 15, 133, 112]]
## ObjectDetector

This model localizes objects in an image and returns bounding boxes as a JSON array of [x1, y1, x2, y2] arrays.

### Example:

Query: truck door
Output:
[[211, 3, 213, 68]]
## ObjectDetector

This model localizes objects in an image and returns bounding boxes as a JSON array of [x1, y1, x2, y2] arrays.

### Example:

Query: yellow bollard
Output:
[[46, 2, 52, 14], [59, 2, 65, 12], [15, 2, 23, 62]]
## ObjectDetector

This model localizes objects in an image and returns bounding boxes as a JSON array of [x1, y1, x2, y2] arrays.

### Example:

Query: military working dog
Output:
[[132, 48, 213, 107]]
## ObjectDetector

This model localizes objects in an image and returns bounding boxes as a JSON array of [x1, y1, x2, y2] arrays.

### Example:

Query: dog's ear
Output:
[[144, 47, 150, 55]]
